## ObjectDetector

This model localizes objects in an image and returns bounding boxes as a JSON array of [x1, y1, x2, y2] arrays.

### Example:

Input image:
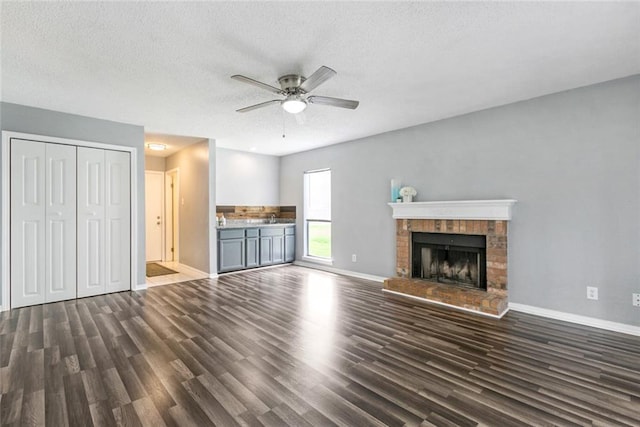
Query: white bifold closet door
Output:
[[77, 147, 131, 298], [11, 140, 77, 308]]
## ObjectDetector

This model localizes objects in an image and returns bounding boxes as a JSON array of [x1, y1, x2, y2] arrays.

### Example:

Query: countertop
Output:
[[216, 221, 295, 230]]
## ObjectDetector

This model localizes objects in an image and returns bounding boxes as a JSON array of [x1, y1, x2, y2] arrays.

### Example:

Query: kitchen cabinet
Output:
[[218, 225, 295, 273], [218, 229, 245, 272], [273, 235, 285, 264], [259, 235, 273, 265], [246, 229, 259, 268], [259, 227, 285, 266], [285, 227, 295, 263]]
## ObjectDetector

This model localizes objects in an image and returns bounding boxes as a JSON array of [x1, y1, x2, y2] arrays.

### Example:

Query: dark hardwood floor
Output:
[[1, 265, 639, 426]]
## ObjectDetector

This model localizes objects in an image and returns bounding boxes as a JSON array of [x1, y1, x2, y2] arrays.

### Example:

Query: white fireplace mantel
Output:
[[388, 199, 516, 221]]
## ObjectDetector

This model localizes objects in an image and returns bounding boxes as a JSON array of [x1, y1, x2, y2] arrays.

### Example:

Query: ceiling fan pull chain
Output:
[[282, 109, 286, 139]]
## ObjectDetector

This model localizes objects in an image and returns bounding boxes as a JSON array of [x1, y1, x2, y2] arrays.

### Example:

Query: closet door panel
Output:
[[45, 143, 77, 302], [77, 147, 106, 298], [11, 140, 46, 308], [105, 150, 131, 292]]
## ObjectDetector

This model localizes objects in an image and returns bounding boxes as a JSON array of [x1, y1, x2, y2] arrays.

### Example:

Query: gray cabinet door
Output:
[[273, 235, 284, 264], [259, 236, 273, 265], [285, 234, 295, 262], [246, 237, 259, 268], [219, 238, 245, 272]]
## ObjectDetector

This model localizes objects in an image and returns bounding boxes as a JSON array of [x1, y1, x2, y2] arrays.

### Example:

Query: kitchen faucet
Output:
[[270, 214, 276, 224]]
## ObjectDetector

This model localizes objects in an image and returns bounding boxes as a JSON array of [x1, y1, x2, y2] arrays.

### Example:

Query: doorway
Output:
[[143, 133, 211, 286], [144, 168, 180, 263]]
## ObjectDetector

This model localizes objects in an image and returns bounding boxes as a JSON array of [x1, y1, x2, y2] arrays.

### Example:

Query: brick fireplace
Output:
[[384, 200, 515, 317]]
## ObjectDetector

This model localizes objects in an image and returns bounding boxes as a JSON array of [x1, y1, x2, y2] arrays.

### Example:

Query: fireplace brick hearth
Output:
[[385, 218, 509, 316]]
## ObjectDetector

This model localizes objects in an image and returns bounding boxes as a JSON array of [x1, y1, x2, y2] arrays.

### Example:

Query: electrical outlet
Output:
[[352, 254, 357, 262], [633, 293, 640, 307], [587, 286, 598, 300]]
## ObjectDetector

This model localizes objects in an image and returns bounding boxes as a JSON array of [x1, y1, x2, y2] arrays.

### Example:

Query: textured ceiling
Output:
[[1, 2, 639, 156]]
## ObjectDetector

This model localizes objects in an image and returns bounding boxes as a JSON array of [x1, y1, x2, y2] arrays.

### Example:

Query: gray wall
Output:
[[145, 155, 166, 172], [280, 75, 640, 326], [216, 147, 280, 205], [0, 102, 147, 305], [166, 140, 211, 273]]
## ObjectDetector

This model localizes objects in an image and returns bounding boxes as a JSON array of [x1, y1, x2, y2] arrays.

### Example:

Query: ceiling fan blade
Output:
[[307, 95, 359, 110], [299, 66, 336, 92], [236, 100, 281, 113], [231, 75, 283, 95]]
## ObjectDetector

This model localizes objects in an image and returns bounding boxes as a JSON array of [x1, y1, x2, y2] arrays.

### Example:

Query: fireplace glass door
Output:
[[412, 233, 487, 290]]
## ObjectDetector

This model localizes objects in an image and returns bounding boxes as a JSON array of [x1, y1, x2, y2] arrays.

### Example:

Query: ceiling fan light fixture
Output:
[[281, 96, 307, 114]]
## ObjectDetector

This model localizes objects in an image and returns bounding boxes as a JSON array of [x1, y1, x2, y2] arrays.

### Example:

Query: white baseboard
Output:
[[509, 303, 640, 337], [209, 273, 218, 279], [383, 289, 509, 319], [0, 303, 8, 312], [293, 261, 387, 283], [132, 283, 148, 291], [176, 263, 209, 278]]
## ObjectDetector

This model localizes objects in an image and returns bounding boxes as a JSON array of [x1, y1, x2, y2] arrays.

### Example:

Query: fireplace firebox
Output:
[[412, 232, 487, 290]]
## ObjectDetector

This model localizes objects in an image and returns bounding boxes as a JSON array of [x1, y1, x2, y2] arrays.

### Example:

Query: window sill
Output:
[[302, 255, 334, 266]]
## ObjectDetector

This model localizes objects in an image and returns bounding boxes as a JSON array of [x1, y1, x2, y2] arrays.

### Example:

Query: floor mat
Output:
[[146, 263, 178, 277]]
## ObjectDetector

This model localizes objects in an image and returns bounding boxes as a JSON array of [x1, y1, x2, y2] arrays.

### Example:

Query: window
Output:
[[304, 169, 331, 260]]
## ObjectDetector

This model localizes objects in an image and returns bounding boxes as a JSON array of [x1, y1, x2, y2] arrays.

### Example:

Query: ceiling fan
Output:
[[231, 66, 359, 115]]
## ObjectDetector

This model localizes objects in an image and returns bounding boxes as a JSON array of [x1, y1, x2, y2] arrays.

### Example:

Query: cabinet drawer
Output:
[[219, 229, 244, 240], [245, 228, 259, 238], [285, 227, 295, 235], [260, 228, 284, 237]]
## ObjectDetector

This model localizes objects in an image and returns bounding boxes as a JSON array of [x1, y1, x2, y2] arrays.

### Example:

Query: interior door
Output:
[[105, 150, 131, 293], [11, 140, 46, 308], [145, 171, 164, 262], [77, 147, 106, 298], [78, 148, 131, 297], [11, 140, 77, 307], [45, 143, 77, 302]]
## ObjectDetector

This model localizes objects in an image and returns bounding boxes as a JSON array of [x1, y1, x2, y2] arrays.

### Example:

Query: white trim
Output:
[[132, 283, 148, 291], [217, 263, 294, 276], [164, 170, 172, 261], [294, 260, 386, 283], [384, 288, 509, 319], [175, 263, 209, 278], [1, 133, 10, 311], [130, 148, 140, 294], [209, 273, 218, 279], [1, 131, 140, 310], [509, 303, 640, 337], [165, 168, 180, 262], [388, 199, 517, 220], [301, 255, 334, 266]]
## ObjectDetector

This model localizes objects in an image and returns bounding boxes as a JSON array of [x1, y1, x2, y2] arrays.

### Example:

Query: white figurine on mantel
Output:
[[399, 186, 417, 203]]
